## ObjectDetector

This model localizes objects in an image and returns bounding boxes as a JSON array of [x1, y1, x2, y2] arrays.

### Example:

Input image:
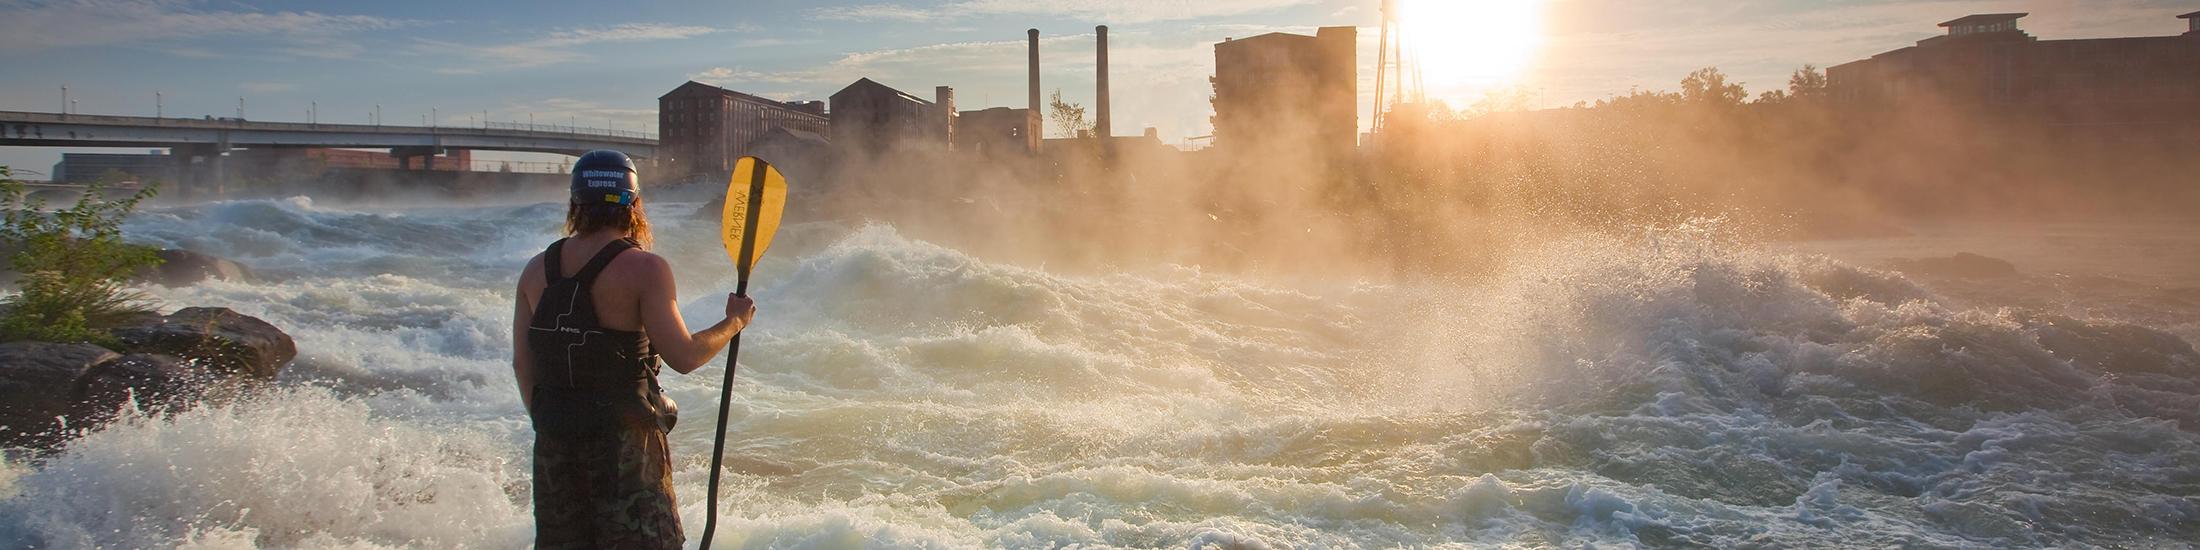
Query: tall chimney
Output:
[[1095, 25, 1111, 139], [1028, 28, 1043, 152], [936, 86, 956, 148]]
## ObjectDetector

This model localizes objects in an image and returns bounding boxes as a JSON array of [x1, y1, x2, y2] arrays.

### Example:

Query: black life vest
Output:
[[527, 237, 677, 432]]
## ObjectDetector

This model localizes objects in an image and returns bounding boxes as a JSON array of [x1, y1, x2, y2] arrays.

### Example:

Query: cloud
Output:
[[239, 81, 297, 93], [0, 0, 413, 52], [810, 0, 1316, 24], [162, 45, 222, 59], [734, 37, 813, 48], [691, 67, 811, 86], [439, 23, 720, 70], [811, 4, 942, 22]]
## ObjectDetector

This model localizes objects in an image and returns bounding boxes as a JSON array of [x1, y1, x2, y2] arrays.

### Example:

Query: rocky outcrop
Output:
[[0, 307, 297, 448], [0, 342, 120, 446], [68, 353, 201, 427], [111, 307, 296, 380], [135, 248, 251, 287]]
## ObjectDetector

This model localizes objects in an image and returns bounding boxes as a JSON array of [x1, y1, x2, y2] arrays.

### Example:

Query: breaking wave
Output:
[[0, 199, 2194, 547]]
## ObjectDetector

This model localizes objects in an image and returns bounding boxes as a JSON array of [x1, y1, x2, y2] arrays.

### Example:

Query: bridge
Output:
[[1, 110, 656, 193]]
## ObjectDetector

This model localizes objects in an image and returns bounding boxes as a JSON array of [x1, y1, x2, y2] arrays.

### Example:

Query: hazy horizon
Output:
[[5, 0, 2196, 172]]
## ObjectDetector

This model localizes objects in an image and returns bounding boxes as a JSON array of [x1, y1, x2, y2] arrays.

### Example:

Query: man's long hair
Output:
[[564, 199, 653, 250]]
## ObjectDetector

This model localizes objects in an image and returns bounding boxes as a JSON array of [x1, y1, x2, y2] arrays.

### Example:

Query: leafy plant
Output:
[[1048, 89, 1091, 139], [0, 166, 163, 344]]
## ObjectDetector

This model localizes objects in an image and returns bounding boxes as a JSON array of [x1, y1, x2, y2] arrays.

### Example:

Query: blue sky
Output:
[[3, 0, 2194, 174]]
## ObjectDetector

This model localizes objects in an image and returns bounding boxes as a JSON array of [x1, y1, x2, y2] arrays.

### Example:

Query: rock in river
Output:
[[111, 307, 297, 380], [0, 342, 120, 446]]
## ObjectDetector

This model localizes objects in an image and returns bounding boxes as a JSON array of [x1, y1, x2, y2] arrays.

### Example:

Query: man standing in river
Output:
[[511, 150, 755, 548]]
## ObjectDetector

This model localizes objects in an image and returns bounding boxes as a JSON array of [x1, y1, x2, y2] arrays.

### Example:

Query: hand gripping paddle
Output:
[[698, 156, 787, 548]]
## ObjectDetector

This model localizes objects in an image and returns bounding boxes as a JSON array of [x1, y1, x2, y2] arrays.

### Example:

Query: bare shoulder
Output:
[[518, 251, 547, 288], [609, 248, 673, 281]]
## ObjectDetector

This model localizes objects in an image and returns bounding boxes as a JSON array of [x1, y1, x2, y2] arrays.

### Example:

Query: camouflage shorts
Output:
[[532, 388, 683, 549]]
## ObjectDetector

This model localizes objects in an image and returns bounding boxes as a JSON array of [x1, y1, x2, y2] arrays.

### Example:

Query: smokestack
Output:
[[936, 86, 956, 147], [1096, 25, 1111, 139], [1028, 28, 1043, 152]]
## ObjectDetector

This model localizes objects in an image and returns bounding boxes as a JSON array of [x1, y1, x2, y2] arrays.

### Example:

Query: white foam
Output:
[[1, 204, 2194, 547]]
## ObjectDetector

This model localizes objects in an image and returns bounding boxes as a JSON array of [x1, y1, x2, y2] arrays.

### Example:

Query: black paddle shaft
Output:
[[698, 160, 769, 549]]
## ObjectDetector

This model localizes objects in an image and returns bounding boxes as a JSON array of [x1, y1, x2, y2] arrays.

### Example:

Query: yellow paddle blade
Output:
[[723, 156, 789, 274]]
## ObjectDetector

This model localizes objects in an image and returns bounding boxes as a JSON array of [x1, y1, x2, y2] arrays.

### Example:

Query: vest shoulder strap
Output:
[[542, 238, 569, 281], [572, 238, 635, 285]]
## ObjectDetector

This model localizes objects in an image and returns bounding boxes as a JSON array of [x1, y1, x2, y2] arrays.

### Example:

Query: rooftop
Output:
[[1940, 13, 2028, 27], [660, 81, 826, 116], [833, 78, 933, 106]]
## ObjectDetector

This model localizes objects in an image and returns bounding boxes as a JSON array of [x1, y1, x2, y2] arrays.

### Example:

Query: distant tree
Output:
[[1206, 76, 1219, 141], [1466, 86, 1536, 117], [1787, 64, 1829, 99], [1600, 86, 1681, 110], [1680, 67, 1748, 107], [1047, 89, 1091, 139], [1756, 89, 1790, 104]]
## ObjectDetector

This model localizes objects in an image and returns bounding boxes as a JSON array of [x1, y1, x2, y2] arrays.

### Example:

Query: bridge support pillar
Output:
[[391, 146, 445, 171], [212, 131, 230, 197], [170, 143, 230, 201]]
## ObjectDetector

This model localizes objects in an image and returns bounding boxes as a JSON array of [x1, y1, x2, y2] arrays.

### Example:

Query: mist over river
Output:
[[1, 198, 2196, 548]]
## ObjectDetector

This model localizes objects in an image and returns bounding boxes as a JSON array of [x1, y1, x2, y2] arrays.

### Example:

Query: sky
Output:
[[1, 0, 2194, 175]]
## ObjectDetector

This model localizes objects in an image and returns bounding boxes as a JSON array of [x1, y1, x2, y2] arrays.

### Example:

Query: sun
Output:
[[1398, 0, 1547, 94]]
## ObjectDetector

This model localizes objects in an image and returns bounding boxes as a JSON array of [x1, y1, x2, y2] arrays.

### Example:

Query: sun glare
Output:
[[1399, 0, 1547, 93]]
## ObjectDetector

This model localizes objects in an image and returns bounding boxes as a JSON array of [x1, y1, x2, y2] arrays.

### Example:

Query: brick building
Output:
[[952, 107, 1036, 155], [50, 152, 174, 183], [1828, 12, 2200, 129], [1211, 27, 1357, 162], [829, 78, 954, 155], [658, 81, 829, 181]]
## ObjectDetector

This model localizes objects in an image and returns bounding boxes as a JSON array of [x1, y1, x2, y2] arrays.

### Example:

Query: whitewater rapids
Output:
[[0, 198, 2194, 548]]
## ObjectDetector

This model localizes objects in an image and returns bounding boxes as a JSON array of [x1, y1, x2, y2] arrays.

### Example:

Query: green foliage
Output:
[[1048, 89, 1091, 139], [1788, 64, 1829, 99], [1466, 87, 1536, 118], [0, 166, 162, 344], [1680, 67, 1748, 106]]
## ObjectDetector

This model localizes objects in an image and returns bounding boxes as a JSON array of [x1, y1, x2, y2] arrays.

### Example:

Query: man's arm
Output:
[[638, 253, 755, 374], [513, 255, 541, 414]]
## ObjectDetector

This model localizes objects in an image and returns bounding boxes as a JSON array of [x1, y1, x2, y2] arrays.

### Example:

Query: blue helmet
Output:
[[570, 150, 639, 206]]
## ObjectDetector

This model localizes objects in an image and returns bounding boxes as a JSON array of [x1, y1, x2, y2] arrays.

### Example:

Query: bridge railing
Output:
[[484, 121, 654, 140], [471, 159, 574, 174], [0, 110, 655, 143]]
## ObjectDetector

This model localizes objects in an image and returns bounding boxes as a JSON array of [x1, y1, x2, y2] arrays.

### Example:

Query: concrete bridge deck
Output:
[[0, 110, 656, 158]]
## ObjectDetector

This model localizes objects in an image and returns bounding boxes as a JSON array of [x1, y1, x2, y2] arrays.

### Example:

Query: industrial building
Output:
[[1211, 27, 1357, 163], [954, 107, 1036, 154], [1828, 12, 2200, 129], [658, 81, 830, 181], [829, 78, 956, 155], [49, 152, 174, 184]]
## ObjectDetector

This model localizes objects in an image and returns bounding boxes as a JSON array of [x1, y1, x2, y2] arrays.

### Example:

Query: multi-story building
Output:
[[953, 107, 1036, 155], [829, 78, 954, 155], [1828, 12, 2200, 129], [1211, 27, 1357, 162], [658, 81, 829, 181], [50, 152, 175, 183]]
